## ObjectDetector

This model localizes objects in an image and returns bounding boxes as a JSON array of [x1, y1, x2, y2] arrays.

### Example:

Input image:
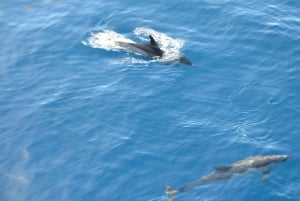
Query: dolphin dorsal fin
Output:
[[149, 35, 158, 47], [214, 165, 231, 172]]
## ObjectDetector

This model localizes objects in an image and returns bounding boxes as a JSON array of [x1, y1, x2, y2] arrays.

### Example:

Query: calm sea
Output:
[[1, 1, 300, 201]]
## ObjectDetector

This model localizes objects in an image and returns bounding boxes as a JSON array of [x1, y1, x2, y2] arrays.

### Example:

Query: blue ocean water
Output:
[[1, 0, 300, 201]]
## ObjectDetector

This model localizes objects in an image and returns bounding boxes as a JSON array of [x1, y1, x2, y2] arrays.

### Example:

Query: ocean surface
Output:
[[1, 1, 300, 201]]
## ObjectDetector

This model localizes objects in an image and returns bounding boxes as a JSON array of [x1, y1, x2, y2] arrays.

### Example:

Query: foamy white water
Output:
[[82, 30, 134, 51], [82, 28, 186, 64]]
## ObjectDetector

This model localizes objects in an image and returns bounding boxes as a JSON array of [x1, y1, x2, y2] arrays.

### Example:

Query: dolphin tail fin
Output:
[[164, 185, 178, 201]]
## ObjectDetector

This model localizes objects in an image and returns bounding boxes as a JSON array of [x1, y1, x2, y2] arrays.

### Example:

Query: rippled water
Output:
[[1, 1, 300, 201]]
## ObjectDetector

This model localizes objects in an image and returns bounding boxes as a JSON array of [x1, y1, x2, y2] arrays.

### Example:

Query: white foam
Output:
[[82, 30, 134, 51], [82, 28, 186, 64]]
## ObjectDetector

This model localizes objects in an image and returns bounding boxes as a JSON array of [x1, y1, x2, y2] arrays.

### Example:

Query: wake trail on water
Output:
[[82, 27, 185, 65], [148, 195, 168, 201]]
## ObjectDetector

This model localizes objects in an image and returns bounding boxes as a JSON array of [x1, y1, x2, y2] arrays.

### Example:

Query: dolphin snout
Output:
[[282, 154, 292, 161], [178, 56, 194, 67]]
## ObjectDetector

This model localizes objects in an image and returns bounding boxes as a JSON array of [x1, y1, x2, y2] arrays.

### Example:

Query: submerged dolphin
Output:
[[165, 154, 290, 201], [116, 35, 193, 66]]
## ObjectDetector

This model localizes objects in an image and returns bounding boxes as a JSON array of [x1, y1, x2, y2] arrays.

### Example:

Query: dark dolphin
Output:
[[116, 35, 193, 66], [165, 154, 291, 201]]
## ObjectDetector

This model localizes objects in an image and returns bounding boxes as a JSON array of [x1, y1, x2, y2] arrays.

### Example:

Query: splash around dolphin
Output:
[[82, 28, 194, 66], [164, 154, 291, 201]]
